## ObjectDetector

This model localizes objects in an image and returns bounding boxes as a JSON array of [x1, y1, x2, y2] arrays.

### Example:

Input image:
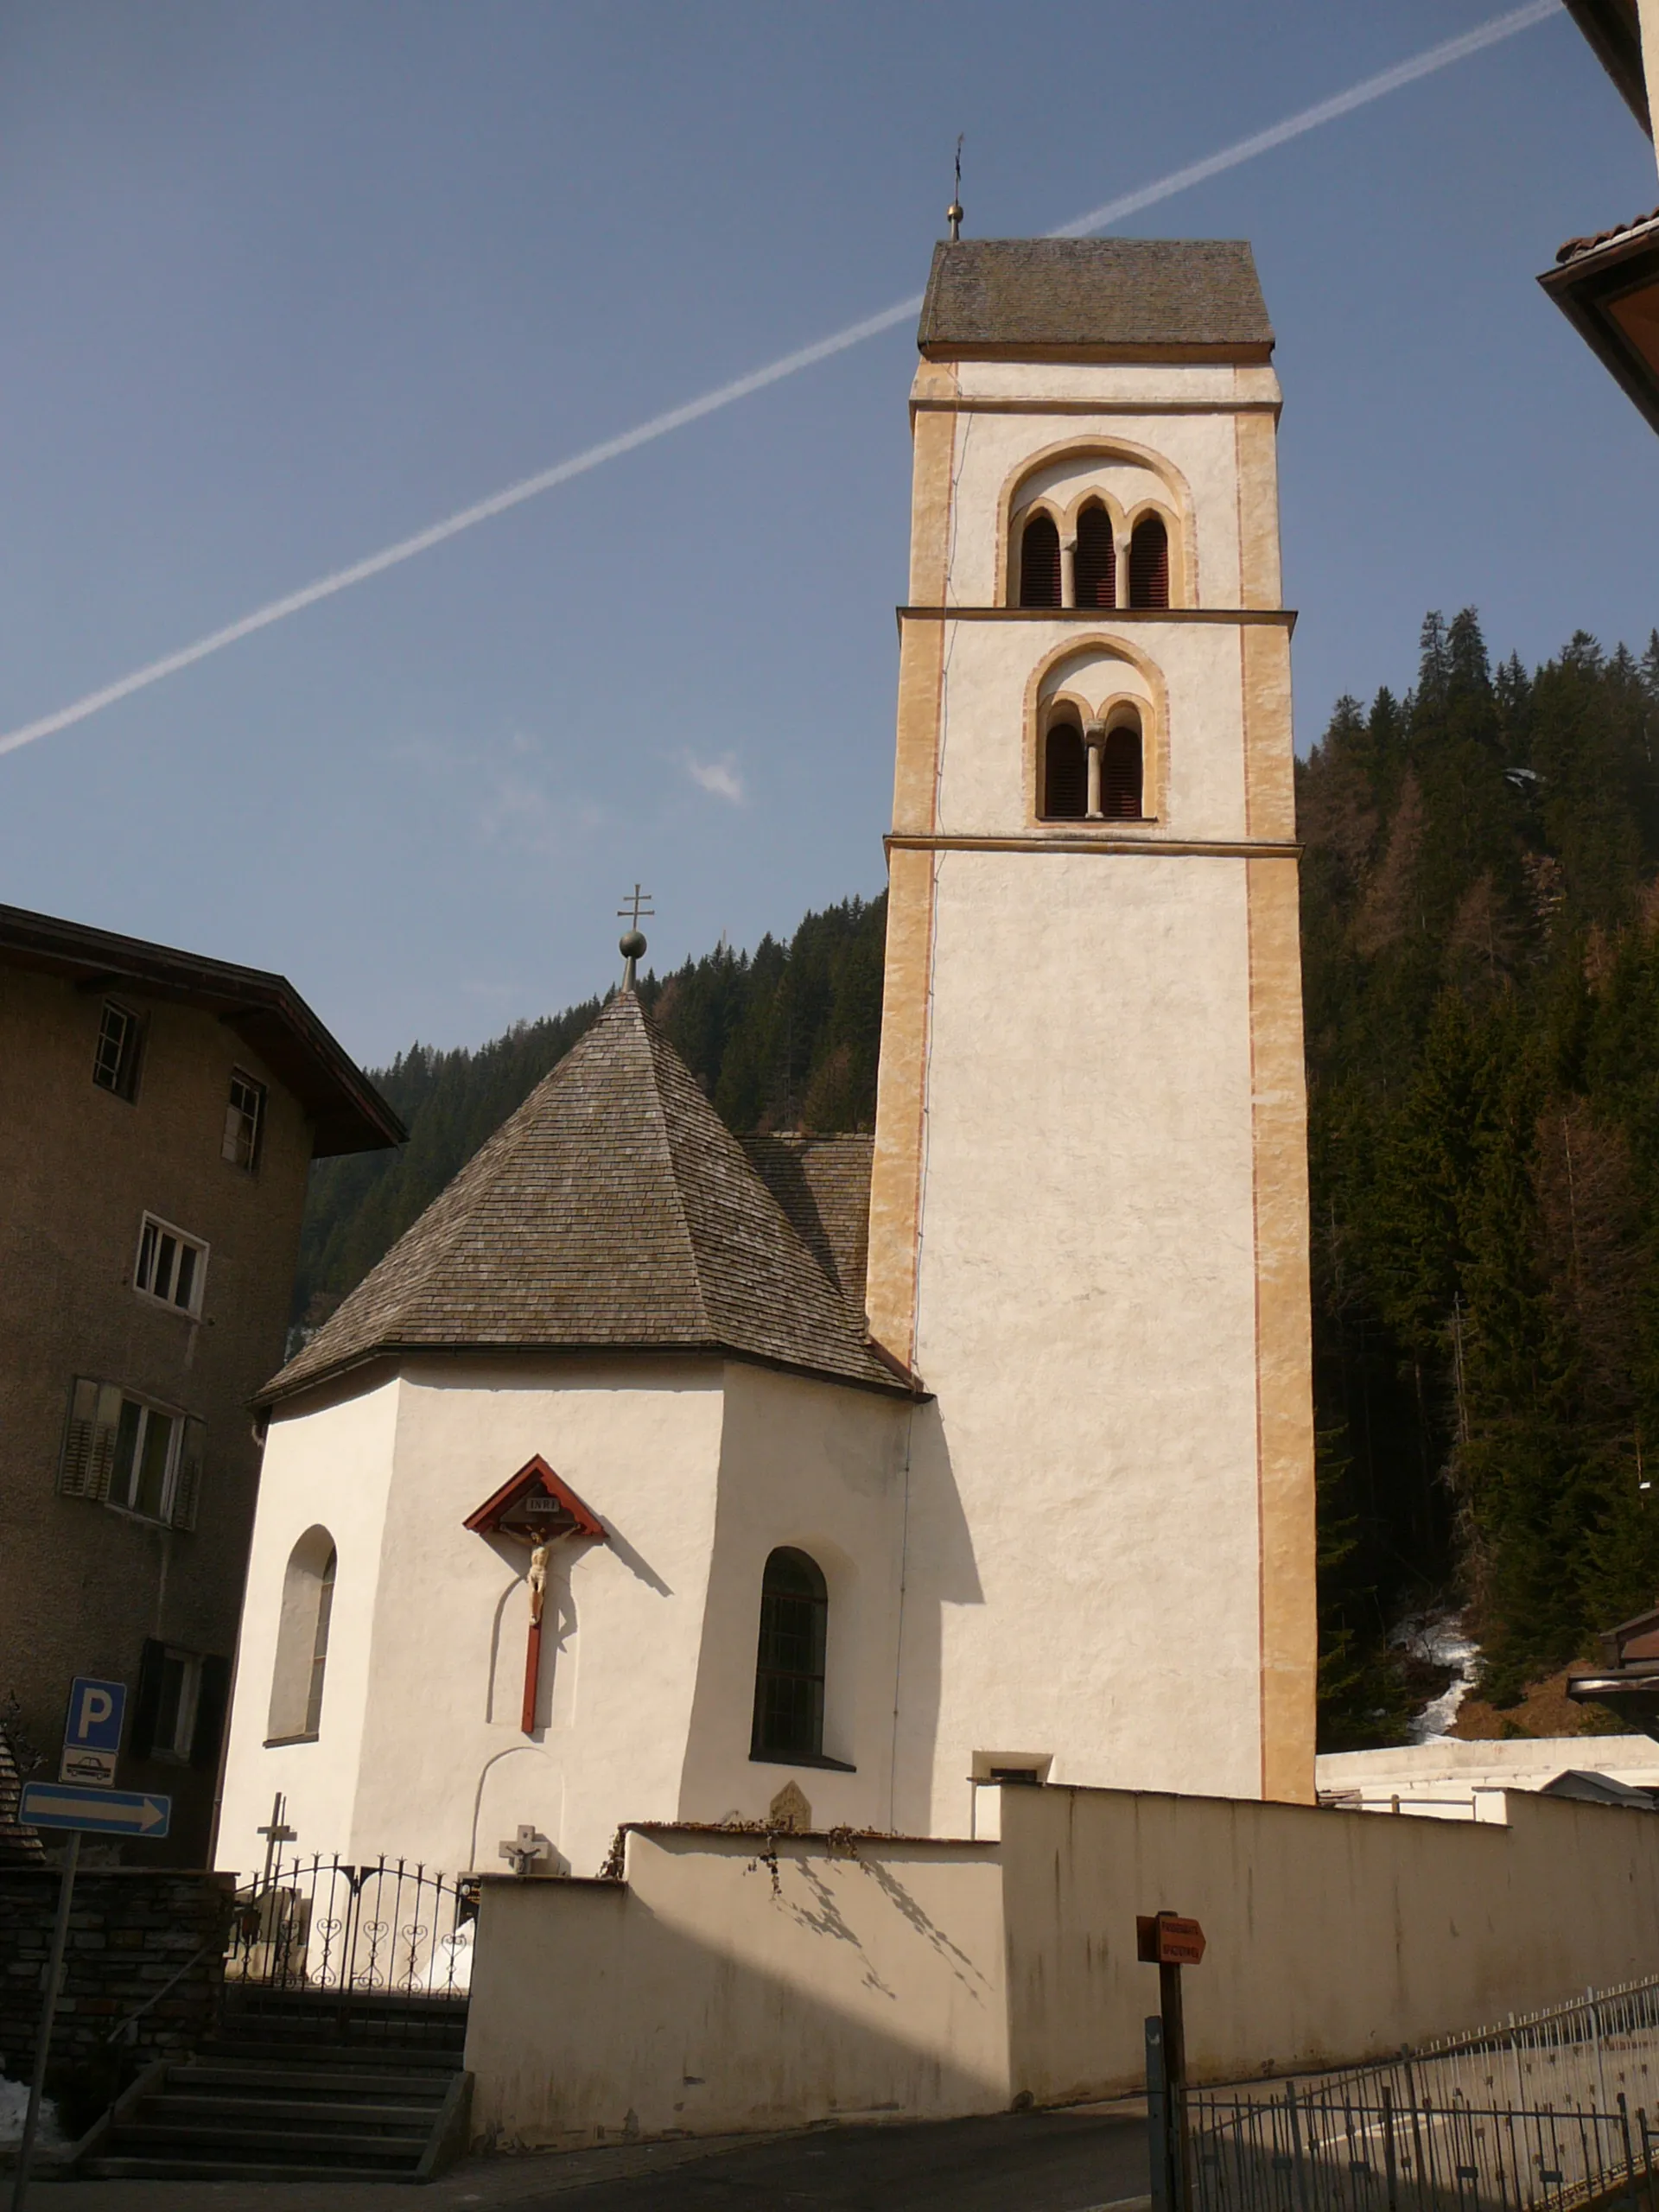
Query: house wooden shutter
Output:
[[130, 1638, 166, 1760], [190, 1655, 231, 1770], [171, 1418, 205, 1532], [60, 1380, 121, 1502]]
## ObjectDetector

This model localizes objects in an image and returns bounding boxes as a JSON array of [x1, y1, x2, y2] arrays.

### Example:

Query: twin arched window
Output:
[[751, 1547, 827, 1761], [266, 1526, 337, 1744], [1019, 508, 1171, 610], [1043, 712, 1145, 822]]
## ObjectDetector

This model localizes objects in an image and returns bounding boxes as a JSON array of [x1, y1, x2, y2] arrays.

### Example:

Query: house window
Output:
[[267, 1527, 338, 1745], [132, 1638, 230, 1766], [1018, 513, 1062, 607], [92, 1001, 143, 1100], [750, 1547, 828, 1762], [1042, 721, 1088, 820], [135, 1215, 207, 1315], [59, 1379, 203, 1529], [222, 1070, 265, 1169], [1128, 513, 1171, 608], [1074, 503, 1116, 609]]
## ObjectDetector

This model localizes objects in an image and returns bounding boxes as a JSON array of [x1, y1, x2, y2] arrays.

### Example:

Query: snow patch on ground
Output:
[[1390, 1609, 1482, 1743], [0, 2075, 64, 2150]]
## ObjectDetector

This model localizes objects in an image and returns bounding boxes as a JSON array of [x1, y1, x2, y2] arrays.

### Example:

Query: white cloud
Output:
[[681, 751, 746, 805]]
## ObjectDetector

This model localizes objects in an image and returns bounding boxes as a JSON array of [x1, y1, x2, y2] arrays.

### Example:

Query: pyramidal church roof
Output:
[[264, 988, 909, 1405]]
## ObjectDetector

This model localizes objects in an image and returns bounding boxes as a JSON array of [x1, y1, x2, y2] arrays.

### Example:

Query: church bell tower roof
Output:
[[262, 989, 911, 1405], [917, 236, 1274, 361]]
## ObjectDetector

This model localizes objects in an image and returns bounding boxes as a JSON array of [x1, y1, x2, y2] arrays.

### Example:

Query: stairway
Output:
[[78, 1990, 471, 2183]]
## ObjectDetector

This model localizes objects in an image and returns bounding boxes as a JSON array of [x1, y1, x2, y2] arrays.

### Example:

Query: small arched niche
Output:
[[267, 1525, 337, 1744]]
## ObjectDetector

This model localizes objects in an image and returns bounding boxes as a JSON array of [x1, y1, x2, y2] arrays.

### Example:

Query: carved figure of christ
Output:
[[521, 1534, 555, 1734]]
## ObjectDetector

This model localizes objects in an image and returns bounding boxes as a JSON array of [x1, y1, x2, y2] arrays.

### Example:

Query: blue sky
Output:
[[3, 3, 1656, 1065]]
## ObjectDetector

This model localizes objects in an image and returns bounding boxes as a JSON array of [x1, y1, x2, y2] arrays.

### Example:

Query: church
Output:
[[215, 233, 1317, 1885]]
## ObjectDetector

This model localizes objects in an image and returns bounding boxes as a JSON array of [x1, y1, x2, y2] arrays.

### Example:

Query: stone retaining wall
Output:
[[0, 1869, 233, 2130]]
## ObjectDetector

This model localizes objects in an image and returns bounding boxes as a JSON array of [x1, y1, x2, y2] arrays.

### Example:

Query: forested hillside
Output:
[[298, 612, 1659, 1745]]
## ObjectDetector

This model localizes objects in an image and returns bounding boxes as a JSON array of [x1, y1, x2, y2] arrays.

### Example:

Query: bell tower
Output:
[[867, 237, 1316, 1815]]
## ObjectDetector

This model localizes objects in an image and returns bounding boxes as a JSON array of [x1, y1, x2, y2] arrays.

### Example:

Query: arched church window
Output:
[[1128, 514, 1170, 608], [751, 1547, 828, 1761], [1103, 717, 1145, 819], [1074, 504, 1116, 609], [1042, 721, 1088, 820], [266, 1526, 337, 1744], [1018, 514, 1062, 608]]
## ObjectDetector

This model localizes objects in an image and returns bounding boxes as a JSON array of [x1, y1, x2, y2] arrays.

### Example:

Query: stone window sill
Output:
[[749, 1750, 855, 1773], [263, 1732, 319, 1749]]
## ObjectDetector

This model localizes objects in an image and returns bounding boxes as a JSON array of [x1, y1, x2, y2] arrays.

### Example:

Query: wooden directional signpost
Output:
[[1139, 1910, 1206, 2212], [9, 1679, 169, 2212]]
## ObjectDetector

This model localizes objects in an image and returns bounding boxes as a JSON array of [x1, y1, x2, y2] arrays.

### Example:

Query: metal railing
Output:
[[1173, 1976, 1659, 2212], [225, 1853, 478, 2005]]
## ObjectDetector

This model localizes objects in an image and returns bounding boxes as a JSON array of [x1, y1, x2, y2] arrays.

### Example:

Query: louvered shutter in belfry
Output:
[[1019, 515, 1062, 607], [1075, 505, 1116, 608], [171, 1419, 205, 1531], [58, 1379, 99, 1497], [1044, 726, 1088, 819], [1103, 727, 1144, 819], [1128, 515, 1169, 608]]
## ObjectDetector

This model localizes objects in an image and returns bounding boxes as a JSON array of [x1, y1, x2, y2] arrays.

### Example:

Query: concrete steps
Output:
[[78, 1997, 471, 2183]]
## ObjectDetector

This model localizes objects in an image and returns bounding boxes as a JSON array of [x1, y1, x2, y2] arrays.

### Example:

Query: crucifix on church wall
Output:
[[462, 1455, 607, 1735]]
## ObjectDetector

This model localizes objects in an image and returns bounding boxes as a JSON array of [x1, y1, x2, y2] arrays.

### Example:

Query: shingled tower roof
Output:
[[264, 992, 908, 1404]]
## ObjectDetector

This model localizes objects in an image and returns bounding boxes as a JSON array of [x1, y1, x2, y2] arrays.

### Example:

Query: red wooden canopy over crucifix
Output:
[[463, 1456, 606, 1733]]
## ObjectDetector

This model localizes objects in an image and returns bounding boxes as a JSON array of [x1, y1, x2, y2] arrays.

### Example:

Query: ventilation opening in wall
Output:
[[1103, 720, 1144, 819], [1020, 514, 1061, 608], [1128, 515, 1170, 608], [1075, 505, 1116, 609]]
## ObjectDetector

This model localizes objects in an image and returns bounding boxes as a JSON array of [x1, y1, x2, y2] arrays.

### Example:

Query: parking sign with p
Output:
[[60, 1676, 126, 1786]]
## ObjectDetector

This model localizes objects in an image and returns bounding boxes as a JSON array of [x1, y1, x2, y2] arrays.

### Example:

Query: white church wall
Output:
[[465, 1826, 1010, 2150], [895, 849, 1264, 1833], [349, 1355, 728, 1879], [676, 1363, 912, 1832], [216, 1372, 401, 1878], [463, 1783, 1659, 2148]]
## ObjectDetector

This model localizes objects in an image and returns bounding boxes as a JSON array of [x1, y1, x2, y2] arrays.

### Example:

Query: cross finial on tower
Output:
[[947, 134, 964, 244], [617, 883, 654, 991]]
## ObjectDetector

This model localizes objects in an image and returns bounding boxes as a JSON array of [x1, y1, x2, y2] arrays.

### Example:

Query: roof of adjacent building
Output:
[[917, 238, 1274, 360], [0, 902, 403, 1157], [264, 990, 911, 1404], [1562, 0, 1651, 134]]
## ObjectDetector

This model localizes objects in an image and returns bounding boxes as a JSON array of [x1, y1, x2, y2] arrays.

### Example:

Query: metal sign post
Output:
[[9, 1830, 80, 2212], [1138, 1911, 1206, 2212], [10, 1757, 168, 2212]]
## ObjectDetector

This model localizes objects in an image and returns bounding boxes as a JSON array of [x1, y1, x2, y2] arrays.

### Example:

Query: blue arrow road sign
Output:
[[20, 1783, 169, 1838], [65, 1677, 125, 1753]]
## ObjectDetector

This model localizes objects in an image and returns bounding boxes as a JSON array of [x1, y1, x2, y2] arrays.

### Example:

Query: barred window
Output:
[[750, 1548, 828, 1762], [222, 1070, 265, 1170]]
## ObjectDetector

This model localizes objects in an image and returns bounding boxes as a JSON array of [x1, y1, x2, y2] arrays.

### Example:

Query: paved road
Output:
[[31, 2107, 1150, 2210]]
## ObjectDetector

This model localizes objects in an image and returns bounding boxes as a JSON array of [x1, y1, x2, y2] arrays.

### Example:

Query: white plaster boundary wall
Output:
[[465, 1827, 1009, 2148], [465, 1784, 1659, 2148], [1318, 1737, 1659, 1801]]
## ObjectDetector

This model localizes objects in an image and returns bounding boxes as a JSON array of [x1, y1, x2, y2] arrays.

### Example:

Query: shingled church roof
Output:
[[263, 992, 908, 1404], [917, 238, 1274, 360]]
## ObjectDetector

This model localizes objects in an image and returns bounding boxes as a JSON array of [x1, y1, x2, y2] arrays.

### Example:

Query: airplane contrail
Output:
[[0, 0, 1560, 760]]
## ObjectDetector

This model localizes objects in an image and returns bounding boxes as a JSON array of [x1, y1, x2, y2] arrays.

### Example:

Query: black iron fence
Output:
[[1184, 2078, 1657, 2212], [226, 1853, 478, 2007]]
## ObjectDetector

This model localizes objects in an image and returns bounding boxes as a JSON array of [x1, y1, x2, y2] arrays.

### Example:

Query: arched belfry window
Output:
[[1103, 716, 1145, 819], [1074, 504, 1116, 609], [1128, 514, 1170, 609], [266, 1527, 337, 1744], [751, 1547, 827, 1761], [1019, 514, 1062, 608], [1043, 721, 1088, 820]]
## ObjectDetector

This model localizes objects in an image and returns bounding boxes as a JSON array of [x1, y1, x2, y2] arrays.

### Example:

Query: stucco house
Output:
[[216, 233, 1317, 1883]]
